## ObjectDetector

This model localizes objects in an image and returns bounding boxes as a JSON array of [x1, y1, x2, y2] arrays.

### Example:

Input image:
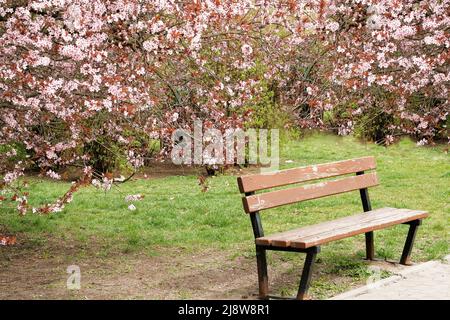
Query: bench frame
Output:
[[240, 160, 424, 300]]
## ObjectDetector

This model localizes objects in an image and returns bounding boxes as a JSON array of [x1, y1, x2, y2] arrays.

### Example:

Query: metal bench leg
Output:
[[297, 246, 320, 300], [356, 172, 375, 261], [365, 232, 375, 260], [256, 246, 269, 299], [400, 220, 421, 265]]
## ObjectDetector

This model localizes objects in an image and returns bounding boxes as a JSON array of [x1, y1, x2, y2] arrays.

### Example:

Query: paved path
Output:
[[331, 255, 450, 300]]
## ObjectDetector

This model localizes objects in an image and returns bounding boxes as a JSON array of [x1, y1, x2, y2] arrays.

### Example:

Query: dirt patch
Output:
[[0, 237, 380, 300], [0, 239, 290, 300]]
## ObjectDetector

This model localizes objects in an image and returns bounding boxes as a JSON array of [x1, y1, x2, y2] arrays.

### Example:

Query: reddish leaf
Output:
[[0, 235, 17, 246]]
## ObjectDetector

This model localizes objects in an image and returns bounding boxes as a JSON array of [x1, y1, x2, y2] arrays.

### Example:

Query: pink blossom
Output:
[[326, 21, 340, 32], [171, 112, 179, 122], [241, 44, 253, 56], [46, 170, 61, 180], [143, 39, 158, 52], [125, 194, 144, 202], [33, 56, 51, 67]]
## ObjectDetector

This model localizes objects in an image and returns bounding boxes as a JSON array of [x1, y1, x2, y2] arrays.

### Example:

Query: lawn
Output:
[[1, 133, 449, 299]]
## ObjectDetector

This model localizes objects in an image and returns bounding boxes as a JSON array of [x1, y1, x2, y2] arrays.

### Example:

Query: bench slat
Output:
[[257, 207, 395, 246], [242, 172, 379, 213], [237, 156, 376, 193], [255, 208, 428, 249]]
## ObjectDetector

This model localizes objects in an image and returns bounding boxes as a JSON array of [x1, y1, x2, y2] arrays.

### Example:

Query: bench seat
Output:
[[256, 207, 428, 249]]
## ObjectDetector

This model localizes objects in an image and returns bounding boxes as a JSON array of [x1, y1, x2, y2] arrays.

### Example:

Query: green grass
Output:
[[1, 133, 449, 297], [1, 133, 449, 258]]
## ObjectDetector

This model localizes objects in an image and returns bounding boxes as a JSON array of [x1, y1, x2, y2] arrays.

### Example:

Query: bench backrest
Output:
[[238, 157, 378, 214]]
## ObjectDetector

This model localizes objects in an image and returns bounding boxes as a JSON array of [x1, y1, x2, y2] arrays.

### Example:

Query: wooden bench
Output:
[[237, 156, 428, 300]]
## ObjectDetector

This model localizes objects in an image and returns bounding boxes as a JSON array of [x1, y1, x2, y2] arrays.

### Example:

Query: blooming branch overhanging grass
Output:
[[1, 134, 448, 262]]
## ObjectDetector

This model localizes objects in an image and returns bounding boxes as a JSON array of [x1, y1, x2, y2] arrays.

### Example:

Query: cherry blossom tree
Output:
[[0, 0, 323, 214], [302, 0, 449, 143], [1, 0, 448, 214]]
